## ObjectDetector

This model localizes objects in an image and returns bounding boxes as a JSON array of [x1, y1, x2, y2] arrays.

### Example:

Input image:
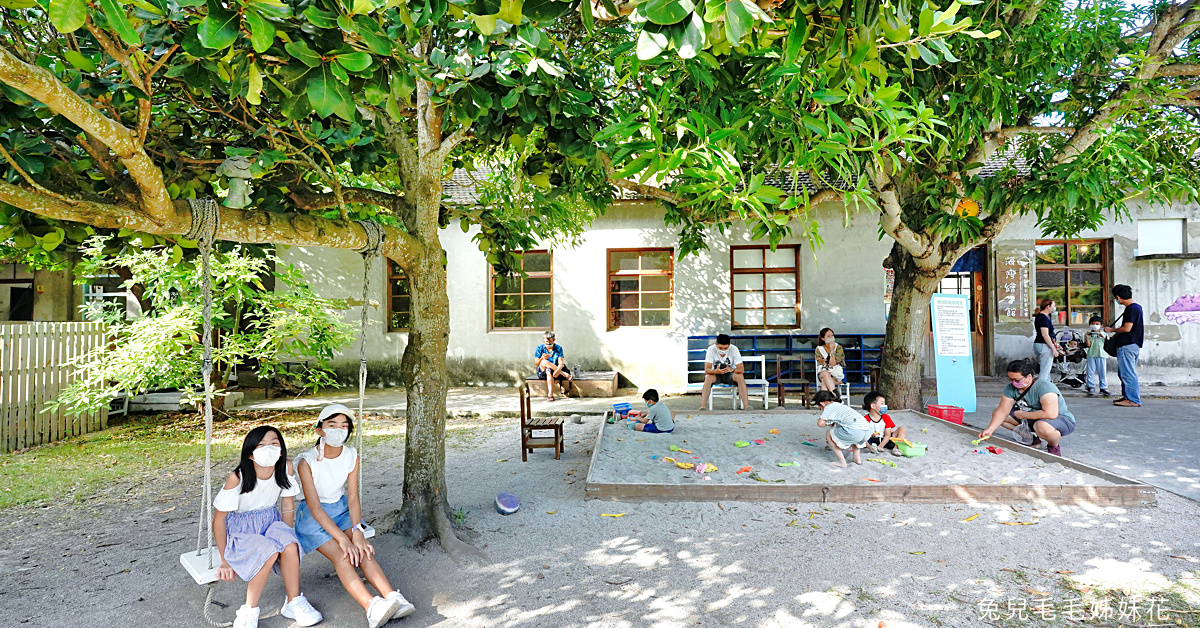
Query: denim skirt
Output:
[[294, 495, 352, 555]]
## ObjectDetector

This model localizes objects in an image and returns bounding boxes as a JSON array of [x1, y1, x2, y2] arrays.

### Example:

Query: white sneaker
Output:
[[387, 590, 416, 619], [280, 593, 323, 627], [367, 596, 402, 628], [233, 605, 260, 628], [1011, 420, 1034, 446]]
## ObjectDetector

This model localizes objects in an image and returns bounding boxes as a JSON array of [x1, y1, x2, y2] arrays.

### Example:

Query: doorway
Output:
[[936, 269, 991, 375]]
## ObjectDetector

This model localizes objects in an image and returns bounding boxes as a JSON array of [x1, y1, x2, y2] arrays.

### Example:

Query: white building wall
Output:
[[280, 200, 893, 391], [992, 198, 1200, 385]]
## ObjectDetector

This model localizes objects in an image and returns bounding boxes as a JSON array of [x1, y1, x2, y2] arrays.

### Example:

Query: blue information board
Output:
[[930, 293, 977, 412]]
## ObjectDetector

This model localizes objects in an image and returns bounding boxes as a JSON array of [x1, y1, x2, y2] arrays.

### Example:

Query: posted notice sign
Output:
[[930, 293, 976, 412]]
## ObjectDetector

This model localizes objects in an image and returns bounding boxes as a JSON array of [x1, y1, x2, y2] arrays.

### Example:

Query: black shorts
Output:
[[867, 436, 896, 449], [537, 366, 571, 380], [713, 372, 736, 386]]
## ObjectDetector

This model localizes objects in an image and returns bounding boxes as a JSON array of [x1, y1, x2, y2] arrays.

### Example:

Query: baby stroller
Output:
[[1051, 328, 1087, 388]]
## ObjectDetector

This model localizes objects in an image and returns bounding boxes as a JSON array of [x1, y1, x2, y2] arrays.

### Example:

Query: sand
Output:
[[588, 410, 1114, 487]]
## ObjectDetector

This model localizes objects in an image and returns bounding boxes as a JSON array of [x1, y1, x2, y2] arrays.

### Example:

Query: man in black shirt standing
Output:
[[1106, 284, 1144, 407]]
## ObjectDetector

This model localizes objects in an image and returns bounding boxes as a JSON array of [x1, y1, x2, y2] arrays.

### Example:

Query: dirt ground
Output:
[[2, 413, 1198, 628]]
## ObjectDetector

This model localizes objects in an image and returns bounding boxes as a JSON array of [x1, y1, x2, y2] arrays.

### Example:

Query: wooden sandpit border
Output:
[[584, 410, 1157, 507]]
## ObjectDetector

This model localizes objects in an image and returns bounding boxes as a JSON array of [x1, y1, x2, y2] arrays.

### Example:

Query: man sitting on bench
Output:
[[534, 330, 573, 401], [699, 333, 749, 410]]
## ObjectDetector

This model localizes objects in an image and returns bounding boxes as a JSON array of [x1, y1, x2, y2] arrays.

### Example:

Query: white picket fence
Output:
[[0, 322, 109, 452]]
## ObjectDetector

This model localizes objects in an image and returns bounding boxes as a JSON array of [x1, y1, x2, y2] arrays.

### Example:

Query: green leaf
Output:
[[913, 42, 939, 65], [645, 0, 695, 25], [48, 0, 87, 33], [302, 6, 339, 29], [354, 16, 393, 54], [284, 41, 323, 67], [246, 63, 263, 105], [497, 0, 523, 25], [580, 0, 594, 31], [472, 13, 499, 35], [724, 0, 752, 44], [335, 50, 373, 72], [350, 0, 374, 15], [63, 50, 96, 72], [245, 11, 276, 53], [307, 64, 355, 121], [524, 0, 572, 21], [678, 12, 705, 58], [637, 29, 669, 60], [101, 0, 142, 46], [198, 2, 241, 50]]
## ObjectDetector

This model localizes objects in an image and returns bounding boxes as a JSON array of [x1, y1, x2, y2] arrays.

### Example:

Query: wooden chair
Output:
[[775, 354, 813, 408], [519, 383, 564, 461], [867, 364, 881, 391]]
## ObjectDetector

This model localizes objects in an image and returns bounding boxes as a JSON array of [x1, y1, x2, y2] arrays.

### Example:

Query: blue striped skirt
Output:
[[223, 507, 300, 582]]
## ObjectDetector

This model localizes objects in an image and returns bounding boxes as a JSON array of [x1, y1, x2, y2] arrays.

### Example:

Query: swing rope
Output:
[[354, 220, 386, 505], [187, 197, 221, 567]]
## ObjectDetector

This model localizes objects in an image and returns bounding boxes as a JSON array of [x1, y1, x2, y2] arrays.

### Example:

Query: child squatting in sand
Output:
[[815, 390, 872, 468]]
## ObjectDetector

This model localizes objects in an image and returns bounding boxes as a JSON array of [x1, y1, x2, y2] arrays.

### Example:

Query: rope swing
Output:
[[354, 220, 386, 507]]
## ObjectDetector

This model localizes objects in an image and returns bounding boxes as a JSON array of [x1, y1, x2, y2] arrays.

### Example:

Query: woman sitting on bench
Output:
[[534, 331, 573, 401], [815, 327, 847, 400]]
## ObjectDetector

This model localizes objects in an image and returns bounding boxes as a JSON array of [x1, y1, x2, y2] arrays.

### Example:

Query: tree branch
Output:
[[999, 125, 1075, 139], [0, 180, 422, 268], [0, 46, 174, 224], [868, 156, 932, 262], [1157, 63, 1200, 77], [436, 127, 472, 163], [289, 186, 411, 212], [0, 142, 78, 205], [612, 178, 684, 205]]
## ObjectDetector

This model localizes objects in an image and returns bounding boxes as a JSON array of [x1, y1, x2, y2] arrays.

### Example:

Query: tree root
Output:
[[378, 506, 487, 564], [431, 508, 487, 563]]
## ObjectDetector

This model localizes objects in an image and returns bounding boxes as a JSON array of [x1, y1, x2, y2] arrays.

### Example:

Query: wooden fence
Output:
[[0, 322, 109, 453]]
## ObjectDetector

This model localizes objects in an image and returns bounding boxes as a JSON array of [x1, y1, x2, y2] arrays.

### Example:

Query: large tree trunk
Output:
[[877, 242, 947, 410]]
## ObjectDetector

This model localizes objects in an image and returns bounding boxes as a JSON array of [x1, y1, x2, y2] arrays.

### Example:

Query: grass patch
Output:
[[0, 409, 407, 509]]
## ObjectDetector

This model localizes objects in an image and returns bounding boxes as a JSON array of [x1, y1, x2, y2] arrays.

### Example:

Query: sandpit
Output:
[[586, 410, 1153, 506]]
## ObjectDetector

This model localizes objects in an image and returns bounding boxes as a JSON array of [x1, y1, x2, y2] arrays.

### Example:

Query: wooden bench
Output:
[[519, 383, 563, 461], [524, 370, 619, 398]]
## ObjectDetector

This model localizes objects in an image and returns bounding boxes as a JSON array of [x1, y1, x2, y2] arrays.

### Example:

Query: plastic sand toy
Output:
[[734, 441, 750, 448]]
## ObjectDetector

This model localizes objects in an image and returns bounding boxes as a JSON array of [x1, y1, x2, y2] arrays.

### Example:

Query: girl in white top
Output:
[[213, 426, 322, 628], [294, 403, 415, 628], [815, 327, 847, 397]]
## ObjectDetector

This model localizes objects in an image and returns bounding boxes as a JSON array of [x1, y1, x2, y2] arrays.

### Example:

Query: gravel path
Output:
[[2, 415, 1198, 628]]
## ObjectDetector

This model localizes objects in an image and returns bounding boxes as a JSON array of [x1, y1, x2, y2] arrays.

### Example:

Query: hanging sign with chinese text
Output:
[[994, 247, 1034, 323]]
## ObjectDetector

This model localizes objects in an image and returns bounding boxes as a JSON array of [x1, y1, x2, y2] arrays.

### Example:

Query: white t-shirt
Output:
[[294, 446, 358, 503], [705, 344, 743, 371], [820, 402, 870, 432], [213, 471, 301, 513]]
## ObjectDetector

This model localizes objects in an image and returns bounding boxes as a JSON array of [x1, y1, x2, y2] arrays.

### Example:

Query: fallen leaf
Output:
[[1000, 521, 1037, 526], [846, 513, 856, 518], [1170, 555, 1197, 561], [546, 511, 558, 515], [1056, 570, 1074, 574], [601, 513, 626, 518], [1024, 587, 1049, 596], [496, 459, 508, 462], [963, 513, 980, 522], [786, 519, 798, 527], [860, 477, 881, 482], [909, 551, 925, 555], [157, 506, 176, 514]]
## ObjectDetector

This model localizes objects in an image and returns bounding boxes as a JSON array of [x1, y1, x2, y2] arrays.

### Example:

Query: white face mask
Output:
[[252, 444, 281, 467], [322, 428, 349, 448], [1091, 324, 1102, 331]]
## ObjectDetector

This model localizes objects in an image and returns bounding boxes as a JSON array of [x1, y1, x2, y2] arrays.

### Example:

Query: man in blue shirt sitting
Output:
[[533, 331, 573, 401]]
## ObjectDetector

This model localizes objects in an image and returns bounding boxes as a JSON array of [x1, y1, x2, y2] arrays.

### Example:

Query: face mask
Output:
[[879, 405, 889, 414], [322, 428, 349, 448], [645, 401, 652, 408], [252, 444, 281, 467], [1091, 324, 1102, 331], [1012, 378, 1030, 389], [827, 337, 836, 344]]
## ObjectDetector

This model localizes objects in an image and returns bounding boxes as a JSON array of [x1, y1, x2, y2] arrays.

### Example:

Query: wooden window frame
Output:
[[489, 250, 554, 332], [1034, 239, 1110, 326], [607, 247, 674, 330], [729, 245, 801, 330], [386, 260, 410, 332]]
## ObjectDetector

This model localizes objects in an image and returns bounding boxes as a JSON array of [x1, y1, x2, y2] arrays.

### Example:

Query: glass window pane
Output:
[[523, 311, 551, 328], [611, 251, 640, 271], [734, 291, 764, 308], [641, 310, 670, 326], [766, 290, 794, 307], [394, 296, 410, 312], [391, 312, 410, 329], [641, 250, 671, 270], [765, 273, 795, 290], [642, 293, 670, 309], [735, 309, 764, 326], [641, 275, 670, 292], [612, 293, 638, 309], [493, 311, 521, 328], [523, 277, 552, 294], [391, 279, 410, 296], [1069, 243, 1102, 264], [524, 294, 552, 311], [1069, 307, 1103, 327], [617, 310, 640, 327], [732, 248, 762, 269], [494, 294, 520, 311], [1035, 270, 1066, 307], [494, 275, 521, 294], [733, 274, 764, 291], [612, 279, 638, 293], [523, 252, 551, 272], [1036, 243, 1066, 265], [767, 308, 796, 325], [765, 248, 794, 268]]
